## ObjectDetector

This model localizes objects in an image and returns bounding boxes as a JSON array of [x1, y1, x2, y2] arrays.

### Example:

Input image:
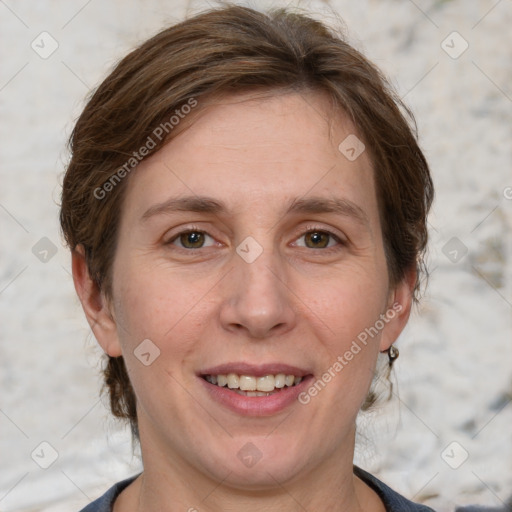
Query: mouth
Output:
[[201, 373, 304, 396], [198, 363, 313, 416]]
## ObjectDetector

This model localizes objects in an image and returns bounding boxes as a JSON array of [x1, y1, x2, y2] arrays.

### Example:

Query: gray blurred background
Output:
[[1, 1, 511, 510]]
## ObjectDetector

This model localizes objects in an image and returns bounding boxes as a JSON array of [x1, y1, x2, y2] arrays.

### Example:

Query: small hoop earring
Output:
[[385, 345, 399, 365]]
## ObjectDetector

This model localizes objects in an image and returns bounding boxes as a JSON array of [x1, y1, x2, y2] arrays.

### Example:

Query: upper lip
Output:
[[200, 362, 312, 378]]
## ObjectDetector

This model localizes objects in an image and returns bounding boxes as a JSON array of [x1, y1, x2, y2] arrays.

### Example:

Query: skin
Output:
[[73, 90, 415, 511]]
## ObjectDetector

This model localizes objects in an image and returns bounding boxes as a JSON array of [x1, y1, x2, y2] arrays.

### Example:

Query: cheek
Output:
[[294, 276, 387, 437], [110, 261, 218, 411], [110, 260, 224, 417], [111, 258, 221, 375], [297, 262, 388, 394], [306, 263, 388, 339]]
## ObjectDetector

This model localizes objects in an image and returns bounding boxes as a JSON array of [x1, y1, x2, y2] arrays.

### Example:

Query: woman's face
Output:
[[98, 90, 412, 488]]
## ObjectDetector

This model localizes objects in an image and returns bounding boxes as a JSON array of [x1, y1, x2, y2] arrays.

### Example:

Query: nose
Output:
[[219, 247, 297, 339]]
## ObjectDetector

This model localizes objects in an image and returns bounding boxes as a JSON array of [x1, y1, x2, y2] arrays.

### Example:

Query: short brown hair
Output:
[[60, 5, 433, 438]]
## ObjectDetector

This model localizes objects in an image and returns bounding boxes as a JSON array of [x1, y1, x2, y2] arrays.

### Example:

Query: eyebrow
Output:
[[287, 196, 369, 227], [140, 195, 369, 227], [140, 196, 226, 222]]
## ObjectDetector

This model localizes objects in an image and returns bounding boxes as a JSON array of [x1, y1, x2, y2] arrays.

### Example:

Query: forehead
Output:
[[121, 90, 378, 226]]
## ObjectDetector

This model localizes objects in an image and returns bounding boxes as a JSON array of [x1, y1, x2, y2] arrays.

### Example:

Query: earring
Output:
[[385, 345, 399, 365]]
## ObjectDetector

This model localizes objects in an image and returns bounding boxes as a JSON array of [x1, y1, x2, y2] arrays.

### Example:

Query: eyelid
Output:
[[164, 223, 347, 249], [286, 224, 347, 254], [165, 224, 218, 247], [298, 223, 347, 243]]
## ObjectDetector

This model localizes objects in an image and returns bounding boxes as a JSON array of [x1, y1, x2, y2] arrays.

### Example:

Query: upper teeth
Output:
[[205, 373, 302, 392]]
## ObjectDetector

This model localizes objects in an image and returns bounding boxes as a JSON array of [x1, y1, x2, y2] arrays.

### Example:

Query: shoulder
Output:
[[354, 466, 437, 512], [78, 474, 141, 512]]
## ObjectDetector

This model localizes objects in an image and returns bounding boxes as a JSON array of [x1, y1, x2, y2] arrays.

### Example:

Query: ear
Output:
[[379, 267, 416, 352], [71, 244, 122, 357]]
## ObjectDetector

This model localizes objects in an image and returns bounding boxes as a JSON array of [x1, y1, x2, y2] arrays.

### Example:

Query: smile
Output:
[[203, 373, 303, 396]]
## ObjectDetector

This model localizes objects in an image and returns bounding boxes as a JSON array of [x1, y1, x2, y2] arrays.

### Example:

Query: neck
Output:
[[115, 426, 384, 512]]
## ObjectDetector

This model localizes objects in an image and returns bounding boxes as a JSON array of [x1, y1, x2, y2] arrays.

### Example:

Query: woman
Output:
[[60, 5, 435, 511]]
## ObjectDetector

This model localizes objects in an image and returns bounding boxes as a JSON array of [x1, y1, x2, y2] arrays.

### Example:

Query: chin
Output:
[[203, 436, 311, 490]]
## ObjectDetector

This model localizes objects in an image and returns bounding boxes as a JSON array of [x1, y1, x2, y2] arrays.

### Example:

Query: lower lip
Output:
[[199, 375, 314, 416]]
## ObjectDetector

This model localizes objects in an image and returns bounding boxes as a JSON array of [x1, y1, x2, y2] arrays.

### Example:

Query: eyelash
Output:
[[297, 224, 346, 251], [166, 224, 346, 252], [166, 225, 215, 249]]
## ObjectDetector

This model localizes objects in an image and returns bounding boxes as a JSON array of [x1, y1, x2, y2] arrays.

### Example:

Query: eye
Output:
[[169, 230, 216, 249], [294, 230, 341, 249]]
